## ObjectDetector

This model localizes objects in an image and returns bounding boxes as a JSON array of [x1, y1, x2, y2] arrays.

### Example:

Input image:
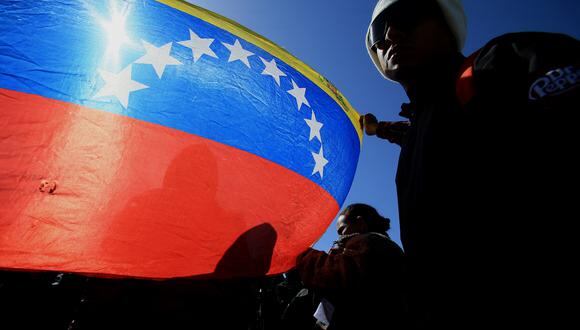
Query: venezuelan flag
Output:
[[0, 0, 361, 279]]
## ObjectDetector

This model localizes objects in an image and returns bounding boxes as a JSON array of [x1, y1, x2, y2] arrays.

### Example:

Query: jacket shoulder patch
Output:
[[529, 66, 579, 101]]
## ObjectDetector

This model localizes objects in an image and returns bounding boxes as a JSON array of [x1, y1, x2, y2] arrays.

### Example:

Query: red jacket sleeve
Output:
[[295, 234, 404, 294], [295, 247, 363, 293]]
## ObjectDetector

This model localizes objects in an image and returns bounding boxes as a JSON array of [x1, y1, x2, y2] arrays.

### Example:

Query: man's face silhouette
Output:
[[372, 5, 456, 83]]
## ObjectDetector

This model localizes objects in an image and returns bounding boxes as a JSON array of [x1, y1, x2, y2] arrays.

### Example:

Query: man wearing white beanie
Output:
[[361, 0, 579, 328]]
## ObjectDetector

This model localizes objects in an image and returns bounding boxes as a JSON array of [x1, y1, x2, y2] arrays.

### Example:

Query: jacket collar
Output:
[[404, 52, 466, 102]]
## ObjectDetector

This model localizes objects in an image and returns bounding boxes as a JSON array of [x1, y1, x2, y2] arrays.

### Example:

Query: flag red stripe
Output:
[[0, 89, 339, 278]]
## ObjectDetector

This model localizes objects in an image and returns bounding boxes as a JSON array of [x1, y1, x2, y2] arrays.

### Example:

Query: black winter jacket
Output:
[[386, 32, 579, 328]]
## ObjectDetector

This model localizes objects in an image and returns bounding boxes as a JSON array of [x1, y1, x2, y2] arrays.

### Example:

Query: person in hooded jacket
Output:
[[296, 203, 409, 330], [361, 0, 579, 328]]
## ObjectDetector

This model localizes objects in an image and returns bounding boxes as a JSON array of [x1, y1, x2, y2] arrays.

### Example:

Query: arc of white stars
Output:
[[260, 57, 286, 86], [311, 146, 329, 179], [94, 65, 148, 109], [222, 39, 254, 68], [134, 41, 182, 78], [178, 29, 218, 63], [287, 79, 310, 110], [304, 110, 323, 142]]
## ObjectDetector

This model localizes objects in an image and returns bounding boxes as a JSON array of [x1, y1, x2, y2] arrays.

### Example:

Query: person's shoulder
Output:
[[456, 32, 579, 107], [470, 32, 579, 69], [482, 32, 576, 48]]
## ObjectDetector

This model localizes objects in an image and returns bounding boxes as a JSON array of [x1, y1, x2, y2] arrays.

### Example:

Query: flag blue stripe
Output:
[[0, 0, 359, 204]]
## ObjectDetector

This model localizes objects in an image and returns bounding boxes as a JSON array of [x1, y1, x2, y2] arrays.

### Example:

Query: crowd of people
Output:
[[1, 0, 578, 328]]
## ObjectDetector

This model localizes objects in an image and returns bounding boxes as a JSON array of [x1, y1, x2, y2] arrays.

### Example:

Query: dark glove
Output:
[[360, 113, 409, 146], [375, 120, 410, 146]]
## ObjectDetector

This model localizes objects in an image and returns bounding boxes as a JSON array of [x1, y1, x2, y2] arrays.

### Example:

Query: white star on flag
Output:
[[178, 29, 218, 63], [287, 79, 310, 110], [134, 41, 182, 78], [260, 57, 286, 86], [311, 146, 329, 179], [222, 39, 254, 68], [94, 65, 148, 109], [304, 110, 323, 142]]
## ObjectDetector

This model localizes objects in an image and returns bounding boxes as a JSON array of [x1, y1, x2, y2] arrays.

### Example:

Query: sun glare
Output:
[[98, 2, 132, 64]]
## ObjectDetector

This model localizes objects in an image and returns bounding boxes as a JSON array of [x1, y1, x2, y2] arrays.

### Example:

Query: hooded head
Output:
[[366, 0, 467, 81], [337, 203, 391, 236]]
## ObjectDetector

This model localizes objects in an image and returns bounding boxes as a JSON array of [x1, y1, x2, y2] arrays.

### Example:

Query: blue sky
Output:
[[187, 0, 580, 250]]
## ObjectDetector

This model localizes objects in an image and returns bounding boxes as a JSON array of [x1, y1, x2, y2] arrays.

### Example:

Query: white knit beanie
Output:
[[366, 0, 467, 79]]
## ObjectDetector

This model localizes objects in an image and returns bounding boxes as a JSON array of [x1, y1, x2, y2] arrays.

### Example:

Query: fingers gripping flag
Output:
[[0, 0, 361, 279]]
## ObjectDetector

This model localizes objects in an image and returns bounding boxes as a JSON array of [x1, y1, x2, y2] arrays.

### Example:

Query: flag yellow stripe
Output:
[[156, 0, 362, 142]]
